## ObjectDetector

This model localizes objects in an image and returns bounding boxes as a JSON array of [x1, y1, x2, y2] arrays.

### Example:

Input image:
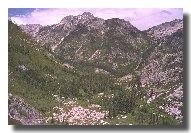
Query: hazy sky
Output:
[[9, 8, 183, 30]]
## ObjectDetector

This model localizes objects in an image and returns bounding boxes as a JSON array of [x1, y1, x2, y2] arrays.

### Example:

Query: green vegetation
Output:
[[8, 21, 180, 125], [9, 21, 78, 114]]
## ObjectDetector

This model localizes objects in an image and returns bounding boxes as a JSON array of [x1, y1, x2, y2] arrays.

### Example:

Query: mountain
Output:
[[146, 19, 183, 39], [8, 20, 85, 124], [142, 19, 183, 86], [141, 28, 183, 87], [141, 21, 183, 120], [20, 24, 42, 38], [21, 12, 151, 77], [9, 20, 138, 125], [9, 13, 183, 125], [34, 12, 105, 50]]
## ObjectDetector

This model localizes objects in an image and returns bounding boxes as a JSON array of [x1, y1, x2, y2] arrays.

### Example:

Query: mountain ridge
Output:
[[9, 12, 183, 125]]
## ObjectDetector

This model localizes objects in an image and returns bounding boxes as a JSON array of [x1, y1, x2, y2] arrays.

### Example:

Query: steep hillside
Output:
[[20, 24, 42, 38], [9, 14, 183, 125], [8, 93, 45, 125], [23, 13, 150, 76], [35, 12, 105, 50], [146, 19, 183, 39], [9, 21, 83, 124], [9, 21, 142, 125], [140, 23, 183, 121]]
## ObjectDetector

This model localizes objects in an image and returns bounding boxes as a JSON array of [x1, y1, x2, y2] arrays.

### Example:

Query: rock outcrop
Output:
[[8, 93, 45, 125]]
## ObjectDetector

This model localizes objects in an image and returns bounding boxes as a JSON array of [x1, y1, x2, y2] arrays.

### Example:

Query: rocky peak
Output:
[[146, 19, 183, 39], [168, 19, 182, 25], [60, 12, 95, 25], [60, 15, 74, 24], [77, 12, 95, 24], [104, 18, 139, 34], [20, 24, 42, 30], [105, 18, 131, 26], [81, 12, 94, 18], [20, 24, 42, 37]]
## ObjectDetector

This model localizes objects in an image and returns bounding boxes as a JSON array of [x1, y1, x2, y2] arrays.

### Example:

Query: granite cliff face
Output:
[[8, 93, 45, 125]]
